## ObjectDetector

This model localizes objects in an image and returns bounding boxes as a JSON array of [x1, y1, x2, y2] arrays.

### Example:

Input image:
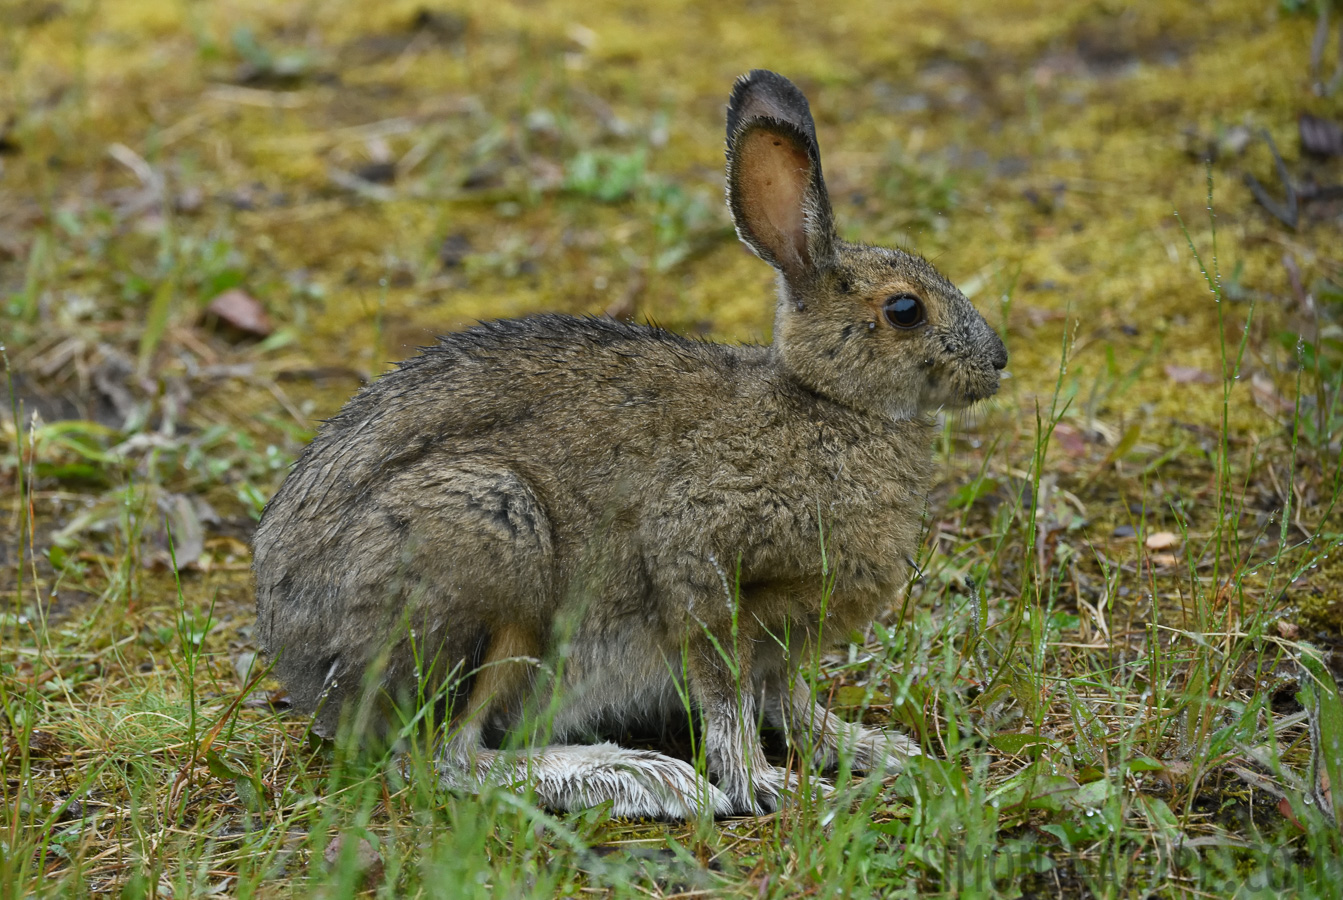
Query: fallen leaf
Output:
[[3, 729, 65, 760], [1022, 305, 1068, 327], [1251, 372, 1292, 416], [1052, 422, 1089, 458], [150, 493, 219, 571], [1300, 113, 1343, 159], [242, 689, 290, 710], [1148, 757, 1193, 792], [1164, 364, 1215, 384], [1275, 619, 1301, 640], [1145, 531, 1180, 550], [324, 835, 384, 890], [157, 493, 207, 569], [232, 650, 260, 685], [205, 289, 273, 338]]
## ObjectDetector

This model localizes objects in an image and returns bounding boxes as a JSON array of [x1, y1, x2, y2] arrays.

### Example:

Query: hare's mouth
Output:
[[927, 366, 1001, 410], [963, 375, 1003, 405]]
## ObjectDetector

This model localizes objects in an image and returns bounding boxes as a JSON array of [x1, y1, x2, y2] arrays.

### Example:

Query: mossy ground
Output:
[[2, 0, 1342, 897]]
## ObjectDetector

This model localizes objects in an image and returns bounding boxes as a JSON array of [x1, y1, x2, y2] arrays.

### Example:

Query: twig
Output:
[[1243, 130, 1298, 229]]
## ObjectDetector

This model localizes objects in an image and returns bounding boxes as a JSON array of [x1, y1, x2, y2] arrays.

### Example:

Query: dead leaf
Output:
[[1276, 620, 1301, 640], [3, 729, 66, 761], [151, 493, 217, 571], [1021, 305, 1067, 328], [232, 650, 260, 685], [242, 689, 290, 710], [1145, 531, 1180, 550], [1164, 364, 1215, 384], [1052, 422, 1089, 458], [324, 835, 384, 889], [205, 289, 273, 338], [1148, 757, 1193, 792], [1251, 372, 1292, 416], [1300, 113, 1343, 159], [527, 158, 565, 193]]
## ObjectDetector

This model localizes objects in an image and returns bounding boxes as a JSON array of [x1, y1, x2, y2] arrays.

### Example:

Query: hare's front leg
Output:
[[688, 634, 808, 816], [767, 679, 920, 774]]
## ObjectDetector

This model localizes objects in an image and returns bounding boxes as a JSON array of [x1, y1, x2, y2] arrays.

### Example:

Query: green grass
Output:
[[4, 0, 1343, 896]]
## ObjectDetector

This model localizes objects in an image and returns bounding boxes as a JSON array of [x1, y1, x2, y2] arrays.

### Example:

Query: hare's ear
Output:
[[725, 70, 836, 283]]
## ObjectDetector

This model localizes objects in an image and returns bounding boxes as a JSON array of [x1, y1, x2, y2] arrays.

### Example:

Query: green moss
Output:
[[1298, 556, 1343, 634]]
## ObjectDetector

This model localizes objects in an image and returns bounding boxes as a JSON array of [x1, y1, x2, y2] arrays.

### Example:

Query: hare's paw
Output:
[[847, 727, 921, 774], [537, 743, 732, 819], [722, 766, 831, 817], [765, 766, 833, 809], [436, 743, 729, 819], [604, 747, 734, 819]]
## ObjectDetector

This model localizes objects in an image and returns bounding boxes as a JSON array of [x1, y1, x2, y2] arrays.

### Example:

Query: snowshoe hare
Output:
[[254, 70, 1007, 818]]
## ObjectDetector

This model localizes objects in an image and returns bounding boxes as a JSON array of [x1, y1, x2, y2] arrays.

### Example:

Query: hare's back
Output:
[[269, 316, 767, 513], [407, 314, 756, 407], [340, 315, 763, 449]]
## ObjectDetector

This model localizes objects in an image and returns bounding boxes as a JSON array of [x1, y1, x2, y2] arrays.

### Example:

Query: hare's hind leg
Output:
[[398, 461, 726, 819], [767, 680, 920, 774], [436, 622, 731, 819]]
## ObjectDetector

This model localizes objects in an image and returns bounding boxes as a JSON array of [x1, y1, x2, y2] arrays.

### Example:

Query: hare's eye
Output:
[[882, 294, 925, 329]]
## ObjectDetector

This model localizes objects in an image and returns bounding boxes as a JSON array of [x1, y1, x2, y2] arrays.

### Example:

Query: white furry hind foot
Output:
[[438, 742, 733, 820]]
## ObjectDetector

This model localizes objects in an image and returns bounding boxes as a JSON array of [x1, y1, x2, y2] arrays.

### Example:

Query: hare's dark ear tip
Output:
[[726, 70, 815, 145], [729, 69, 800, 105]]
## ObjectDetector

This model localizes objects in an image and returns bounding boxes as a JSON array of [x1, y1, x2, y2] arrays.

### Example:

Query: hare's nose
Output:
[[991, 338, 1009, 371]]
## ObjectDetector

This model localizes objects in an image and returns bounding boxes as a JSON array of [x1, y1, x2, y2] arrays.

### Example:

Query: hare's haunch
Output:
[[253, 70, 1007, 818]]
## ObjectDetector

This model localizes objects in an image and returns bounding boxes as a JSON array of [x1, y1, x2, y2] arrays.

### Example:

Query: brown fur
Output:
[[252, 69, 1007, 818]]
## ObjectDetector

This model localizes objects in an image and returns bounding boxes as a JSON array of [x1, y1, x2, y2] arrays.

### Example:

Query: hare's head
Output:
[[726, 70, 1008, 420]]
